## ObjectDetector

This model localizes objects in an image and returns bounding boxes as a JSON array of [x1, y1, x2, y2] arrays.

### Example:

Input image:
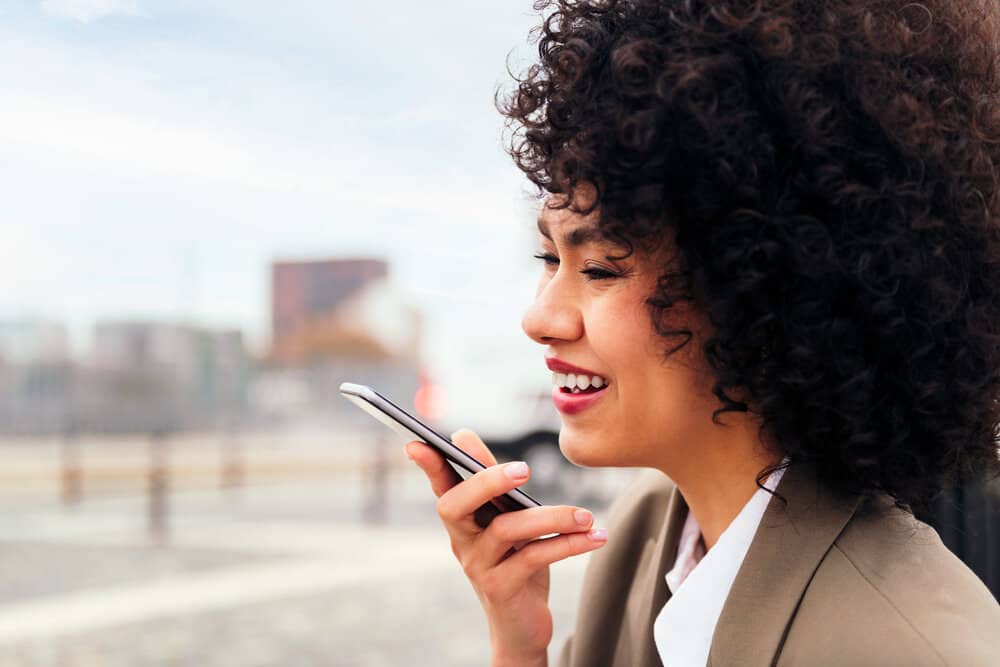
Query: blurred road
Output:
[[0, 434, 639, 666]]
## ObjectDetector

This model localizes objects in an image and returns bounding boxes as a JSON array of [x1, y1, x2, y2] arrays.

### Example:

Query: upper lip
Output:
[[545, 357, 607, 379]]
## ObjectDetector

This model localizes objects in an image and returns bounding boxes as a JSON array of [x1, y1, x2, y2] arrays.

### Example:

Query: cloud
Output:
[[3, 2, 544, 375], [40, 0, 139, 23], [0, 90, 297, 189], [0, 223, 82, 317], [0, 85, 529, 228]]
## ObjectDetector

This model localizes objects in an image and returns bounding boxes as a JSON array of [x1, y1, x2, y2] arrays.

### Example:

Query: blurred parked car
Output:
[[419, 365, 586, 503]]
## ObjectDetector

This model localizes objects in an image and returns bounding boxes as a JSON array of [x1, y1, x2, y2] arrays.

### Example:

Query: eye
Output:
[[532, 252, 559, 266], [580, 267, 618, 281], [532, 253, 620, 280]]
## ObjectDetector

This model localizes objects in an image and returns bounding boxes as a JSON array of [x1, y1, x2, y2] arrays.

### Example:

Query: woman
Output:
[[406, 0, 1000, 665]]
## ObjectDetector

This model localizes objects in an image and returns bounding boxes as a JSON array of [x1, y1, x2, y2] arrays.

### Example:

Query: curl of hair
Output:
[[500, 0, 1000, 512]]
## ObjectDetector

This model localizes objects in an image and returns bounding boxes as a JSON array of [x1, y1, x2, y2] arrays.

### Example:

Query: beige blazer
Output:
[[556, 463, 1000, 667]]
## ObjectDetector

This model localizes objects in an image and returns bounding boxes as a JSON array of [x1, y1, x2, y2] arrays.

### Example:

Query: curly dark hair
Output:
[[499, 0, 1000, 512]]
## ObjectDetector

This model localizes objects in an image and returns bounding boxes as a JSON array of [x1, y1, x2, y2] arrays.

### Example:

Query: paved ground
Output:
[[0, 435, 640, 666]]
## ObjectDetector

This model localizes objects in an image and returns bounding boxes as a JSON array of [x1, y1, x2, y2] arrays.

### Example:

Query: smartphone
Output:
[[339, 382, 542, 513]]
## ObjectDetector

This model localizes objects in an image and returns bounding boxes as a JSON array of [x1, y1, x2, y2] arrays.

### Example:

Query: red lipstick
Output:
[[545, 357, 602, 376], [551, 385, 608, 415], [546, 357, 610, 416]]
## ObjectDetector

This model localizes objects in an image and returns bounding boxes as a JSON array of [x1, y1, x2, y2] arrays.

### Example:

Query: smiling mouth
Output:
[[552, 371, 610, 395], [550, 370, 609, 415], [559, 385, 607, 394]]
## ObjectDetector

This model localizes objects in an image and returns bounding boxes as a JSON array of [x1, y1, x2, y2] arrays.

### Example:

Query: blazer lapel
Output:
[[629, 482, 690, 667], [707, 462, 862, 667]]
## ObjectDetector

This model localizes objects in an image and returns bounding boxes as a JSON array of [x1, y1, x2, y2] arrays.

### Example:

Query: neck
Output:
[[660, 420, 782, 551]]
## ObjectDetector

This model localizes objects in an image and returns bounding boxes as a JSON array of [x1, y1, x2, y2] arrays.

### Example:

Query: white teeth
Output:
[[551, 372, 608, 391]]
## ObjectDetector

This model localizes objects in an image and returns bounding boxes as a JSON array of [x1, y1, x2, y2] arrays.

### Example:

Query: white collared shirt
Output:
[[653, 464, 787, 667]]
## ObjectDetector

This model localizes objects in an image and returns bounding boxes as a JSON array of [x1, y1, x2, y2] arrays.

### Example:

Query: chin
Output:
[[558, 428, 618, 468]]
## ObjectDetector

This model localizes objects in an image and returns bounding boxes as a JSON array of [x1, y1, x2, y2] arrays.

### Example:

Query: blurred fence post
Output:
[[60, 421, 82, 506], [148, 428, 170, 545], [362, 429, 389, 524], [220, 418, 245, 492]]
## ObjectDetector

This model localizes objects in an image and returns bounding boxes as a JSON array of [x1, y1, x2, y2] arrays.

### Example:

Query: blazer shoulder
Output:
[[605, 469, 676, 526], [584, 468, 676, 573], [785, 496, 1000, 666], [556, 469, 677, 667]]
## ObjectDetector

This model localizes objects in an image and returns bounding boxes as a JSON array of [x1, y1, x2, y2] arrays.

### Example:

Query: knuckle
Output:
[[521, 544, 547, 568], [487, 513, 514, 542], [570, 532, 597, 552], [536, 506, 572, 534], [436, 496, 457, 523], [457, 551, 476, 578], [477, 571, 505, 600], [553, 506, 575, 528]]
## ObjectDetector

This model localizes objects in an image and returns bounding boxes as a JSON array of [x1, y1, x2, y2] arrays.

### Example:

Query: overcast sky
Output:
[[1, 0, 555, 407]]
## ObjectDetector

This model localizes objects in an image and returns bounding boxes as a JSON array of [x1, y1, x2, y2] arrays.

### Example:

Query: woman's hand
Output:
[[405, 429, 607, 667]]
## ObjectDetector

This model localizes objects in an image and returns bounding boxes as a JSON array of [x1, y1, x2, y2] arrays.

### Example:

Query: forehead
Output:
[[537, 198, 678, 270], [536, 201, 608, 248]]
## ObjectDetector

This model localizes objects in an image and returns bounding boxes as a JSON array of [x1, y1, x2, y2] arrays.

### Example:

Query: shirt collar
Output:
[[664, 506, 705, 594], [654, 462, 788, 666]]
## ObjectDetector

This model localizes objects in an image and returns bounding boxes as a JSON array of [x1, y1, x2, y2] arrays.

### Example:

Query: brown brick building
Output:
[[271, 258, 389, 344]]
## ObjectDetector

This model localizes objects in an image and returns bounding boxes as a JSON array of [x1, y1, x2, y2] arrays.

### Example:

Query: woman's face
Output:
[[521, 199, 721, 471]]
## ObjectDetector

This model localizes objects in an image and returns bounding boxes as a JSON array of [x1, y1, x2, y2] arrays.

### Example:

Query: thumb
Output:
[[450, 428, 498, 467]]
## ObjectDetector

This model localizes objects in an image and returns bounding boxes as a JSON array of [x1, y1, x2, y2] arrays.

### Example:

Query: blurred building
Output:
[[79, 322, 250, 433], [0, 318, 250, 435], [0, 320, 73, 434], [257, 258, 423, 427], [0, 319, 70, 365], [272, 258, 388, 344]]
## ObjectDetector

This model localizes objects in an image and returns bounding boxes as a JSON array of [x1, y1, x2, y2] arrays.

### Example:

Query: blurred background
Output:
[[0, 1, 642, 665], [1, 2, 996, 666]]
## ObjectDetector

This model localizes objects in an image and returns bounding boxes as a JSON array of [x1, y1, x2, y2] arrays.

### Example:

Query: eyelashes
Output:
[[532, 252, 619, 281], [532, 252, 559, 265]]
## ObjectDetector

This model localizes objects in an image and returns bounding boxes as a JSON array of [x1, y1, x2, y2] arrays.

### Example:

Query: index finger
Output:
[[450, 428, 498, 467], [405, 440, 462, 497], [404, 427, 498, 496], [405, 441, 502, 530]]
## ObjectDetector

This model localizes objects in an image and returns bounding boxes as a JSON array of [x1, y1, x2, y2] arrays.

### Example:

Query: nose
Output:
[[521, 275, 583, 344]]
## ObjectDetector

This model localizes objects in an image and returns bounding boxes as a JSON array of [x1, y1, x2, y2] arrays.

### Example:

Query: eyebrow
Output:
[[537, 216, 605, 248]]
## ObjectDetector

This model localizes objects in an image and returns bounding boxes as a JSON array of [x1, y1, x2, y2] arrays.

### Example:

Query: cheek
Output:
[[558, 283, 712, 467], [603, 302, 665, 388], [610, 317, 712, 460]]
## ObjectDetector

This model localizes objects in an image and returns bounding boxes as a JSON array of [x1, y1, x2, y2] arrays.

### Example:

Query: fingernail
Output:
[[588, 528, 608, 542], [504, 461, 529, 479], [403, 445, 414, 461], [574, 509, 593, 526]]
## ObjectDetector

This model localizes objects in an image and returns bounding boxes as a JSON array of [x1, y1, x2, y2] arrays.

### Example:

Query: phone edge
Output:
[[339, 382, 542, 510]]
